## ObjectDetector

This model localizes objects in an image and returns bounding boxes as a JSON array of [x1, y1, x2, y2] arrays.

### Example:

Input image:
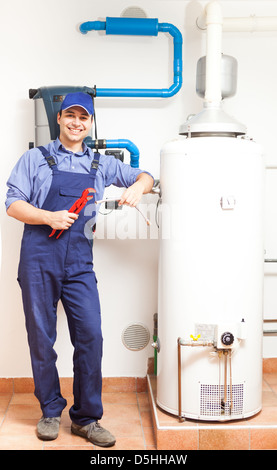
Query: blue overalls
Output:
[[17, 147, 103, 426]]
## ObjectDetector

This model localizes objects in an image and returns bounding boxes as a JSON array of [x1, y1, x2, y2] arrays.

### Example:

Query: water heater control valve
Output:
[[221, 331, 234, 346], [216, 323, 237, 349]]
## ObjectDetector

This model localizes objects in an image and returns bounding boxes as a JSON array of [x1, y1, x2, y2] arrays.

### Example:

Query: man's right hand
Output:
[[46, 210, 79, 230], [7, 200, 78, 230]]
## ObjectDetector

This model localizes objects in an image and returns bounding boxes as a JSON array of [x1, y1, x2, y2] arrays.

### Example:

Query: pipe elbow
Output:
[[122, 142, 139, 168], [162, 76, 183, 97], [205, 1, 223, 25], [121, 140, 140, 167], [196, 1, 223, 29], [158, 22, 183, 44], [79, 21, 106, 34], [106, 139, 140, 168]]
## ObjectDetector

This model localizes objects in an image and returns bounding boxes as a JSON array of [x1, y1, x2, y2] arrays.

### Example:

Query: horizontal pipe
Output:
[[95, 84, 181, 98], [105, 17, 159, 36], [223, 16, 277, 32], [178, 338, 214, 347], [79, 17, 183, 98], [84, 137, 140, 168]]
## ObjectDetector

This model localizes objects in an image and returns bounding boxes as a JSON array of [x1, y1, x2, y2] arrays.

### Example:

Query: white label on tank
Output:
[[195, 324, 216, 341], [220, 196, 236, 210]]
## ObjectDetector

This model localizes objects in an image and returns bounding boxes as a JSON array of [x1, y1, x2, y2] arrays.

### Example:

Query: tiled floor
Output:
[[1, 364, 277, 451], [0, 387, 155, 450]]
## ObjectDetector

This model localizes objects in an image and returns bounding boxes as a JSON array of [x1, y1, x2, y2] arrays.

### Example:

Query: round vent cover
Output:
[[122, 323, 150, 351], [120, 7, 147, 18]]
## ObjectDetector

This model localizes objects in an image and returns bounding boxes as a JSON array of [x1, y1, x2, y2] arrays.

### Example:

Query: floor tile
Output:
[[199, 428, 250, 450], [250, 428, 277, 450]]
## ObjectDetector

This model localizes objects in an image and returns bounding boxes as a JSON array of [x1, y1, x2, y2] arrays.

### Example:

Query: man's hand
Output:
[[45, 210, 79, 230], [118, 173, 154, 207], [7, 200, 78, 230], [118, 181, 144, 207]]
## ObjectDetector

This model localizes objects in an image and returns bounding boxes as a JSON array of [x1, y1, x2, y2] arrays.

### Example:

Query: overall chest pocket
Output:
[[59, 187, 84, 198]]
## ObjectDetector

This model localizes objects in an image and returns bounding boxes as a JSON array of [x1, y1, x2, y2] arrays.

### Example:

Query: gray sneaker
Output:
[[71, 421, 116, 447], [37, 416, 61, 440]]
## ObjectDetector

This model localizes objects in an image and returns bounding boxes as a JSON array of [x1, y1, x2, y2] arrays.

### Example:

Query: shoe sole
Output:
[[37, 432, 59, 441], [71, 425, 116, 447]]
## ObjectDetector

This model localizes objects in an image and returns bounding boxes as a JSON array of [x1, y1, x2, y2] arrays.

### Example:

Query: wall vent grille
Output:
[[122, 323, 150, 351]]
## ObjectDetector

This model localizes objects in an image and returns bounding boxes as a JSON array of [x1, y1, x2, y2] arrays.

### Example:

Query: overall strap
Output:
[[90, 152, 100, 176], [37, 146, 57, 169]]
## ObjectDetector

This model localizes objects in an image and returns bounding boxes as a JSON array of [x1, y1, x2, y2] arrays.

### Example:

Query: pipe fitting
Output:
[[84, 137, 140, 168], [79, 21, 106, 34], [205, 0, 223, 26], [196, 0, 223, 30]]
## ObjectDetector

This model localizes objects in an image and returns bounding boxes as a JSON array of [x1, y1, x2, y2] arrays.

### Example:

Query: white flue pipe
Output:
[[197, 2, 277, 105], [222, 16, 277, 32], [197, 3, 277, 33], [203, 1, 223, 105]]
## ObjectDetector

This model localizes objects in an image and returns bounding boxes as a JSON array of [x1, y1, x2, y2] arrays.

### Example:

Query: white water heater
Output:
[[156, 106, 264, 421]]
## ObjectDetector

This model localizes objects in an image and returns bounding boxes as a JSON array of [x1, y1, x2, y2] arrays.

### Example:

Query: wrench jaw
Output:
[[84, 188, 96, 202], [49, 187, 96, 239]]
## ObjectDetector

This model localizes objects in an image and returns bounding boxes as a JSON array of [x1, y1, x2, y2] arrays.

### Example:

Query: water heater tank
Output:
[[157, 135, 264, 421]]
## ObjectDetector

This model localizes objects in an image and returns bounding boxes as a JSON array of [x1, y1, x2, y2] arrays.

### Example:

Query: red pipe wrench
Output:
[[49, 187, 96, 239]]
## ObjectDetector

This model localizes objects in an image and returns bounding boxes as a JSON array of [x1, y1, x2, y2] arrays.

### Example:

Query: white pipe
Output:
[[197, 3, 277, 33], [222, 16, 277, 33], [203, 1, 223, 105], [196, 1, 277, 106]]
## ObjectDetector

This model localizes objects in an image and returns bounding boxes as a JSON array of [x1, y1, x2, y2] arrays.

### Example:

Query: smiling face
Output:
[[57, 106, 93, 152]]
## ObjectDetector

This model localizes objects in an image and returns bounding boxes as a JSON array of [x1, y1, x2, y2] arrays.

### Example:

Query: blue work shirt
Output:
[[5, 138, 152, 211]]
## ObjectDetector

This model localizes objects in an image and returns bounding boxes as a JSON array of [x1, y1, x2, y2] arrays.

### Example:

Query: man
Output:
[[5, 92, 154, 447]]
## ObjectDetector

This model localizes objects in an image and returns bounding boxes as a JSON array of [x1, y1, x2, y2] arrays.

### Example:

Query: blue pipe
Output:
[[79, 17, 182, 98], [106, 139, 140, 168], [84, 137, 140, 168], [79, 21, 106, 33], [106, 17, 159, 36]]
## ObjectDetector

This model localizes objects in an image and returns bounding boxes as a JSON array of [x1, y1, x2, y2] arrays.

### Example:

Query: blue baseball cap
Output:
[[60, 92, 94, 115]]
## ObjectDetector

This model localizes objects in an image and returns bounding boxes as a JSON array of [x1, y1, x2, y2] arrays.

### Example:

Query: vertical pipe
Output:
[[229, 350, 233, 412], [153, 313, 158, 376], [203, 1, 223, 105], [218, 350, 222, 414], [223, 350, 228, 413], [177, 338, 184, 422]]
